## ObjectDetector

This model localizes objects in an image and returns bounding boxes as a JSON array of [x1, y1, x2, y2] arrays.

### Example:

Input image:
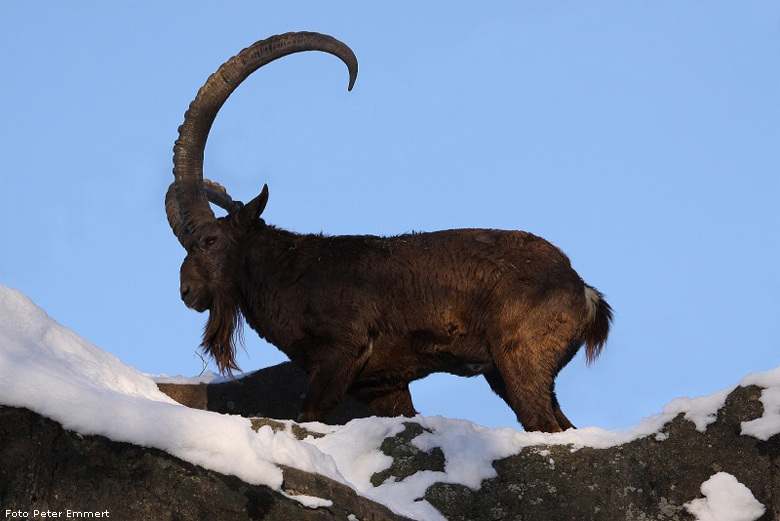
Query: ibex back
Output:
[[165, 32, 613, 432]]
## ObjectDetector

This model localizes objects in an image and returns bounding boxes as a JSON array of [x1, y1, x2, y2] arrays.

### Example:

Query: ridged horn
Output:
[[167, 31, 359, 247]]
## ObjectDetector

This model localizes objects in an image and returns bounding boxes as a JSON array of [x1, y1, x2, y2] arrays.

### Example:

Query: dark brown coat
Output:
[[166, 32, 612, 432]]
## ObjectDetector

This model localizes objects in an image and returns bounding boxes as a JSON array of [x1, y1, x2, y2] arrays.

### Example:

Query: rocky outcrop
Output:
[[160, 371, 778, 520], [0, 405, 410, 521], [3, 372, 777, 520], [418, 384, 776, 520]]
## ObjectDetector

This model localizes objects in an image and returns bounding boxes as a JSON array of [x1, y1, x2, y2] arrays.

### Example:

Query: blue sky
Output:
[[2, 2, 778, 430]]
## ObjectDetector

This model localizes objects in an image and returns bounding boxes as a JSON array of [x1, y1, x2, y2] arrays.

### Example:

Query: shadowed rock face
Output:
[[3, 379, 778, 520], [156, 362, 373, 424]]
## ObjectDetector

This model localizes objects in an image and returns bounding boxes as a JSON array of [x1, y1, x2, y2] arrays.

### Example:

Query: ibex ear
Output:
[[238, 184, 269, 224]]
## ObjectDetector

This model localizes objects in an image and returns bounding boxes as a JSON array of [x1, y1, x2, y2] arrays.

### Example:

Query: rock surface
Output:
[[2, 373, 777, 520], [156, 362, 372, 424], [0, 405, 410, 521], [420, 384, 777, 521]]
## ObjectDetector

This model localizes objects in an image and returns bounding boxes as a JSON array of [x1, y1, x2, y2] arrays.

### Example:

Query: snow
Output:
[[151, 371, 236, 385], [2, 283, 780, 519], [739, 368, 780, 440], [684, 472, 765, 521], [281, 492, 333, 510]]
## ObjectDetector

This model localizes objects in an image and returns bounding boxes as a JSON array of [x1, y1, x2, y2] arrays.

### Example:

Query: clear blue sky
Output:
[[2, 2, 778, 430]]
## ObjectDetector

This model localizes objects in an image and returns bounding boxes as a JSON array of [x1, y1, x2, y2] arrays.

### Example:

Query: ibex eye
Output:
[[203, 236, 218, 248]]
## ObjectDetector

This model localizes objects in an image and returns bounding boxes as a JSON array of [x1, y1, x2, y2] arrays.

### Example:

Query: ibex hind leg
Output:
[[486, 335, 565, 433], [549, 337, 586, 430], [551, 387, 576, 430], [483, 369, 511, 406], [484, 371, 574, 431]]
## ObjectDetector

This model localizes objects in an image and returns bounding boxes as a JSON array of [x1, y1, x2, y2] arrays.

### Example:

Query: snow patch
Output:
[[150, 370, 239, 385], [662, 389, 732, 432], [281, 492, 334, 509], [740, 368, 780, 440], [684, 472, 765, 521]]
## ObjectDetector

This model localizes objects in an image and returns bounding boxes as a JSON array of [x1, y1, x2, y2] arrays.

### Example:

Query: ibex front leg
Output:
[[296, 339, 374, 423]]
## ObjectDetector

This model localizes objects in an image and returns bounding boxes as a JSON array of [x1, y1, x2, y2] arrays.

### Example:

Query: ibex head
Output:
[[176, 185, 268, 313], [165, 32, 358, 372]]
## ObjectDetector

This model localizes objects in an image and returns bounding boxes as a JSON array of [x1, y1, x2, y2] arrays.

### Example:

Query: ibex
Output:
[[165, 32, 612, 432]]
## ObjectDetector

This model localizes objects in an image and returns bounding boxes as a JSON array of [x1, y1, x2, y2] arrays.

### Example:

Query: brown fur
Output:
[[168, 32, 613, 432], [179, 216, 613, 432]]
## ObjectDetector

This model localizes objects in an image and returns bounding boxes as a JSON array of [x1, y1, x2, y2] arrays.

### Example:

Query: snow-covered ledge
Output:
[[1, 284, 776, 521]]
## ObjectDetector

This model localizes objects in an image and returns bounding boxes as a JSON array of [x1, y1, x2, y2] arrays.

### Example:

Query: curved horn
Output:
[[165, 179, 242, 238], [167, 31, 359, 246], [165, 183, 187, 239], [203, 179, 244, 214]]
